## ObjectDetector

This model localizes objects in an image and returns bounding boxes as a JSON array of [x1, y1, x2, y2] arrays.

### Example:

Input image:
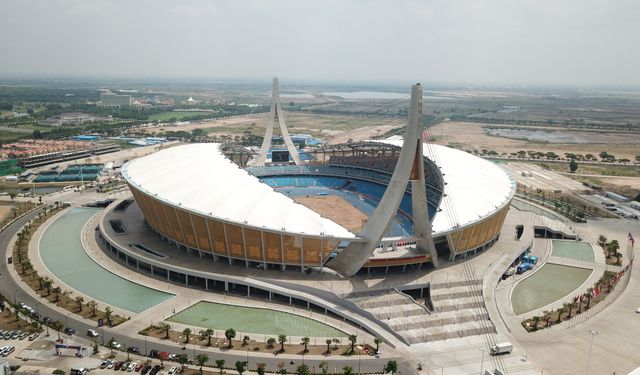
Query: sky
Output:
[[1, 0, 640, 87]]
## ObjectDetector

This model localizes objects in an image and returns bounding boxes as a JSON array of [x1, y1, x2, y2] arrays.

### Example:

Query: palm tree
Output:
[[87, 300, 98, 317], [43, 277, 53, 295], [200, 328, 214, 346], [347, 334, 357, 354], [107, 337, 117, 356], [183, 328, 192, 344], [75, 296, 84, 312], [277, 334, 287, 353], [195, 354, 209, 374], [597, 234, 607, 249], [37, 276, 45, 290], [256, 363, 266, 375], [567, 302, 577, 319], [301, 337, 310, 353], [162, 323, 172, 339], [585, 289, 593, 310], [20, 260, 32, 275], [325, 339, 332, 354], [224, 328, 236, 348], [51, 286, 62, 302], [215, 359, 225, 375], [104, 306, 113, 321], [52, 320, 64, 340], [373, 337, 382, 353], [541, 310, 551, 327]]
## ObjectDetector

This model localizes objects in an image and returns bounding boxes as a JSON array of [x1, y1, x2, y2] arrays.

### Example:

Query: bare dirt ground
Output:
[[142, 112, 404, 144], [293, 195, 367, 232], [431, 121, 640, 160], [0, 205, 11, 223]]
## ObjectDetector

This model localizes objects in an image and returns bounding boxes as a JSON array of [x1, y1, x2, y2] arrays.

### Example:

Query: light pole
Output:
[[479, 348, 486, 375], [586, 330, 598, 375]]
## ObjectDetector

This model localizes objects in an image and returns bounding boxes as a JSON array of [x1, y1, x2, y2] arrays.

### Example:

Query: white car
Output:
[[635, 307, 640, 313], [168, 367, 177, 375], [127, 362, 137, 372], [87, 329, 99, 337]]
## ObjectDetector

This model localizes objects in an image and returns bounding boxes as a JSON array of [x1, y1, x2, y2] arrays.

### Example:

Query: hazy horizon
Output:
[[2, 0, 640, 88]]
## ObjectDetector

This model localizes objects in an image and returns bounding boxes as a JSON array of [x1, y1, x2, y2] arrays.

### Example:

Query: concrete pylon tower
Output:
[[328, 83, 438, 277], [254, 77, 301, 166]]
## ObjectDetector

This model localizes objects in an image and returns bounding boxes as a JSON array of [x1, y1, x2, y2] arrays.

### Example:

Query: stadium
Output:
[[119, 82, 515, 276]]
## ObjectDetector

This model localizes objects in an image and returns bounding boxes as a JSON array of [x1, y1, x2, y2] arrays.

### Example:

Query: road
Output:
[[0, 207, 412, 374]]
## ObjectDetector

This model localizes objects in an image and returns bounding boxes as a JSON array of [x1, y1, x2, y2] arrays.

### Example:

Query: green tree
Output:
[[215, 359, 225, 375], [195, 354, 209, 374], [569, 159, 578, 173], [607, 240, 620, 259], [277, 334, 287, 353], [318, 361, 328, 375], [384, 360, 398, 375], [267, 337, 276, 349], [301, 336, 310, 353], [200, 328, 214, 346], [235, 361, 247, 375], [296, 364, 310, 375], [224, 328, 236, 348], [325, 339, 332, 354], [256, 363, 266, 375], [175, 353, 189, 371], [597, 235, 607, 249], [342, 366, 354, 375], [183, 328, 192, 343], [242, 335, 250, 346]]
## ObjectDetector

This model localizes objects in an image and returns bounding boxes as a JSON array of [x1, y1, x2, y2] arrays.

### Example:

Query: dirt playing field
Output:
[[293, 195, 367, 232], [431, 121, 640, 160]]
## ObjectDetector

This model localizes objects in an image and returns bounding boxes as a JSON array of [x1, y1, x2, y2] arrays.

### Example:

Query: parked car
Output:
[[127, 362, 137, 372], [28, 332, 39, 341], [100, 360, 110, 369], [149, 365, 161, 375], [114, 361, 125, 370], [121, 362, 131, 371], [140, 365, 151, 375], [127, 346, 140, 354], [107, 360, 116, 369], [1, 346, 15, 357], [167, 367, 177, 375], [87, 329, 99, 337], [135, 363, 144, 372]]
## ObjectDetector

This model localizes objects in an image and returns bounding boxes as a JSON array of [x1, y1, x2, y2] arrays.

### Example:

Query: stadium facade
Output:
[[122, 82, 515, 276]]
